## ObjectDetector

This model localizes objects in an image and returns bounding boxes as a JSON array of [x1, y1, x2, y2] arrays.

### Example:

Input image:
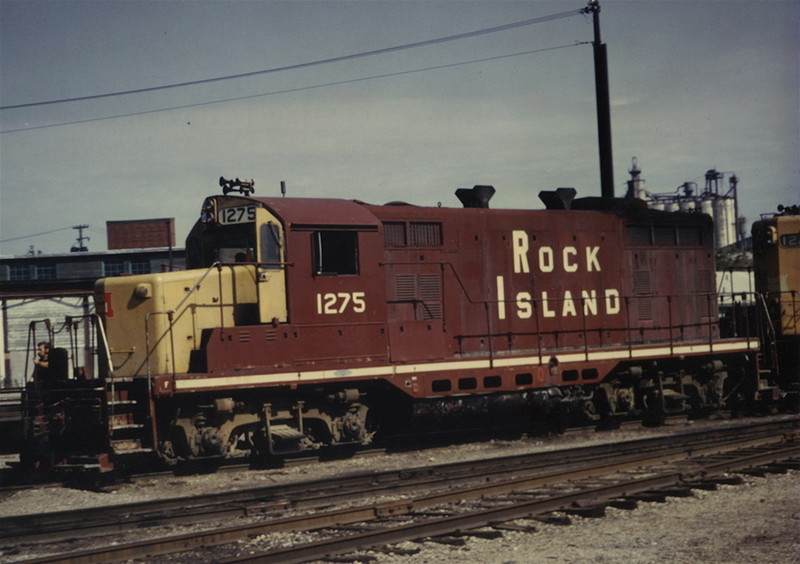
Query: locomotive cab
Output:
[[89, 185, 385, 467], [96, 189, 291, 375], [186, 194, 288, 325]]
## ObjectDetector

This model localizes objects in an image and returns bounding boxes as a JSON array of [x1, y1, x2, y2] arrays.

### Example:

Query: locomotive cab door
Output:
[[255, 207, 288, 324]]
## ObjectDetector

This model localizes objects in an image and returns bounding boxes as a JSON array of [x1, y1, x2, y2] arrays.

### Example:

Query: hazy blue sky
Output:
[[1, 0, 797, 256]]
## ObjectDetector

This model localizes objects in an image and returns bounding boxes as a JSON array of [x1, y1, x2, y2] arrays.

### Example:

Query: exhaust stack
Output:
[[456, 185, 496, 208]]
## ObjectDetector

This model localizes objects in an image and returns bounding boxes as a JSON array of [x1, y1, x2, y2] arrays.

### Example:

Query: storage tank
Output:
[[713, 197, 736, 248], [701, 198, 714, 218]]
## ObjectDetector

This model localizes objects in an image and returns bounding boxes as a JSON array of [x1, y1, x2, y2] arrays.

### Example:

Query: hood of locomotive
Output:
[[95, 266, 259, 378]]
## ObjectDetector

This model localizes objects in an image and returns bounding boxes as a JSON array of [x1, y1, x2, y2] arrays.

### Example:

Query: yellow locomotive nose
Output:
[[97, 265, 260, 379]]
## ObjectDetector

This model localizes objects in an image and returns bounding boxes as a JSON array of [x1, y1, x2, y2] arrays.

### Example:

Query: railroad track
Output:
[[6, 417, 799, 563], [0, 415, 697, 488]]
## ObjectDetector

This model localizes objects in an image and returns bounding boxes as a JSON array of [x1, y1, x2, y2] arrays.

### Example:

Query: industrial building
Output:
[[0, 219, 183, 387], [625, 158, 746, 249]]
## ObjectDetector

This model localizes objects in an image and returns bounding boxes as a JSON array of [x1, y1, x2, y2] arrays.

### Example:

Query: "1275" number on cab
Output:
[[316, 292, 366, 315]]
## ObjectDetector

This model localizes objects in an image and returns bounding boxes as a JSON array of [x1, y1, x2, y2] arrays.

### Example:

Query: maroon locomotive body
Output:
[[21, 184, 769, 472]]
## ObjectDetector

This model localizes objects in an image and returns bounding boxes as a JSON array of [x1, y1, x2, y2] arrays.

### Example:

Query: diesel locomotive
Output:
[[20, 180, 783, 473], [752, 205, 799, 399]]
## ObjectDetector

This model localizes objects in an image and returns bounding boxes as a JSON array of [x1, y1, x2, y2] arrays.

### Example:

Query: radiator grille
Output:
[[418, 274, 442, 320], [633, 270, 653, 321], [393, 273, 442, 320], [395, 274, 416, 301], [696, 269, 714, 318], [409, 222, 442, 246], [383, 222, 406, 247]]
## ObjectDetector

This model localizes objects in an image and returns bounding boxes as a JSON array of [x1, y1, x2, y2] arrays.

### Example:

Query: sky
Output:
[[1, 0, 798, 256]]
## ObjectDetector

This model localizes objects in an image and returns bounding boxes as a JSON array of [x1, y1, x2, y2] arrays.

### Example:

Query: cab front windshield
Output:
[[216, 237, 256, 264], [186, 223, 256, 268], [186, 222, 281, 269]]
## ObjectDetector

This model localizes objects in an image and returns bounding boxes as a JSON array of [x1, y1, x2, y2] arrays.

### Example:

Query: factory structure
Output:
[[625, 157, 745, 249], [623, 158, 754, 314]]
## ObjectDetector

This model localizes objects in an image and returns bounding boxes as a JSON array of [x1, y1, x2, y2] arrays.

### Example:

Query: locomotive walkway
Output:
[[5, 417, 799, 563]]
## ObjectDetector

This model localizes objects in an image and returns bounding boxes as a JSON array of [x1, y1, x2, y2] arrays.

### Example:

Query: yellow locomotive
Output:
[[752, 205, 799, 399]]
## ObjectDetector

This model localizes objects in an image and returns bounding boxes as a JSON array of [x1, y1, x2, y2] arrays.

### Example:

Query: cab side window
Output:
[[313, 231, 358, 275], [260, 223, 282, 269]]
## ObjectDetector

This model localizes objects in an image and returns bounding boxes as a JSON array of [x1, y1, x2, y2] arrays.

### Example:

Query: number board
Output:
[[780, 233, 800, 247], [219, 205, 256, 225]]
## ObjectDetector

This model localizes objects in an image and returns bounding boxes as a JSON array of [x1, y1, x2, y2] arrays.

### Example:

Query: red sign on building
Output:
[[106, 218, 175, 250]]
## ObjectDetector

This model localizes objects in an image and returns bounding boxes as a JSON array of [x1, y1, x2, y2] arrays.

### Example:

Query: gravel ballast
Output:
[[1, 416, 798, 563], [370, 470, 799, 564]]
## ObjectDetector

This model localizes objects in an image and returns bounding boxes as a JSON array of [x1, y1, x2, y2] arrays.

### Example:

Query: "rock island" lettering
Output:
[[496, 230, 621, 320]]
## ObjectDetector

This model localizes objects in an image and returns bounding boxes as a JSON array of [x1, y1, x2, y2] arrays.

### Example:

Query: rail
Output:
[[232, 438, 799, 564], [12, 417, 799, 563]]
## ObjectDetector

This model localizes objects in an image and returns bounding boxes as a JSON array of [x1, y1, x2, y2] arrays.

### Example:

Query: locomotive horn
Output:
[[235, 178, 254, 190], [219, 176, 255, 195]]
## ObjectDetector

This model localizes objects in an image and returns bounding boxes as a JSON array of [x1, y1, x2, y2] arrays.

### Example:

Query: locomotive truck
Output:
[[21, 180, 777, 473]]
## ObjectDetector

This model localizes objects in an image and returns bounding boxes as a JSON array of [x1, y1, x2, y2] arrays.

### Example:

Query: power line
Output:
[[0, 226, 75, 244], [0, 8, 583, 111], [0, 42, 586, 134]]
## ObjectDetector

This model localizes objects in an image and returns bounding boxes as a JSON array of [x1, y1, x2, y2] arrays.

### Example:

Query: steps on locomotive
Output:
[[750, 350, 783, 403], [266, 424, 314, 455], [269, 424, 307, 441], [106, 379, 153, 456]]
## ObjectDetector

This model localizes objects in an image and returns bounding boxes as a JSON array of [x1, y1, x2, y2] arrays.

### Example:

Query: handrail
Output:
[[767, 289, 799, 335], [385, 258, 753, 363], [92, 313, 115, 379], [133, 256, 774, 386], [59, 313, 113, 379], [755, 292, 780, 375], [453, 289, 757, 362], [172, 261, 224, 314], [142, 261, 224, 382], [142, 261, 257, 384]]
